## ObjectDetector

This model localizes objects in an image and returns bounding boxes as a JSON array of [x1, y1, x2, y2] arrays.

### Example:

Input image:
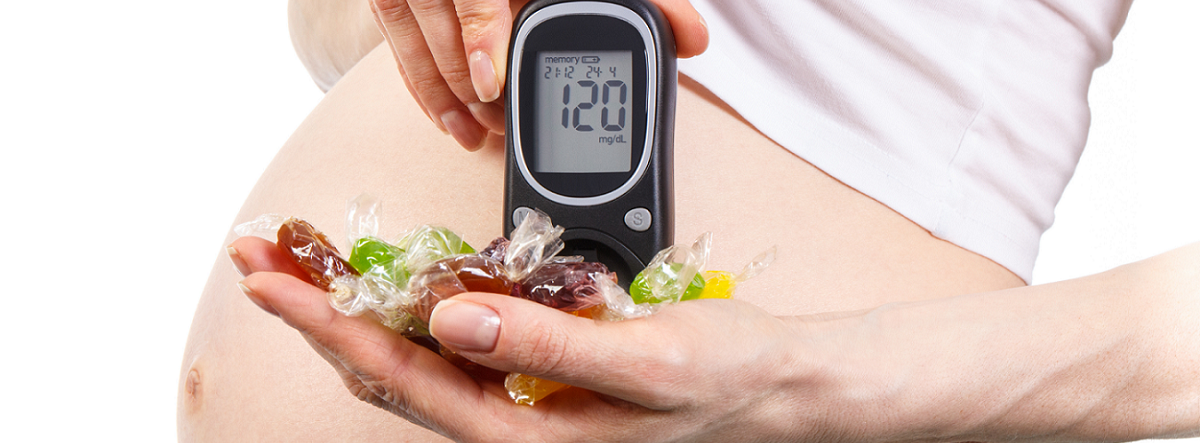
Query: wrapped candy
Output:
[[236, 198, 613, 330], [235, 194, 774, 406], [234, 215, 360, 291], [517, 260, 612, 310], [505, 373, 568, 406], [628, 233, 712, 304], [697, 246, 776, 299], [406, 254, 515, 324], [280, 218, 359, 290]]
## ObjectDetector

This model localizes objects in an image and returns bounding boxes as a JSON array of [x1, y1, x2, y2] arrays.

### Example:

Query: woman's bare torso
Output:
[[177, 44, 1022, 441]]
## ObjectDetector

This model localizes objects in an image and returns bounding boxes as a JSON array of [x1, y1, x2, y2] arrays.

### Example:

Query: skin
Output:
[[178, 0, 1200, 441]]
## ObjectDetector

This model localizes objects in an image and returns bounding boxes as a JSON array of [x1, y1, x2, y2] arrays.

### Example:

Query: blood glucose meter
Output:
[[504, 0, 676, 286]]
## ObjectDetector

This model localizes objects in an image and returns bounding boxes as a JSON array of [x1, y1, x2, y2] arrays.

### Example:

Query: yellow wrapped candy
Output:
[[506, 373, 569, 406], [698, 271, 736, 299]]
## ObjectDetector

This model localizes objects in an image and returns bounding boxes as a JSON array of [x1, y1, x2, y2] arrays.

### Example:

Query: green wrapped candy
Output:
[[349, 227, 476, 289], [629, 264, 706, 304], [349, 237, 403, 272], [397, 226, 476, 272], [350, 237, 411, 288]]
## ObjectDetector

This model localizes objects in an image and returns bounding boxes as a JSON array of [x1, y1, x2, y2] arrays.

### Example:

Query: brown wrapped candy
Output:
[[406, 255, 516, 324], [276, 218, 359, 290], [479, 236, 613, 312], [516, 262, 613, 311]]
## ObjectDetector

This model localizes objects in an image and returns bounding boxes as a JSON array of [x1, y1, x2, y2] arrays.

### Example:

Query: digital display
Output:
[[534, 50, 634, 173]]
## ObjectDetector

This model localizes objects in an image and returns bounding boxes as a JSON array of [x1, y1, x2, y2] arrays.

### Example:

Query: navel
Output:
[[182, 365, 203, 412]]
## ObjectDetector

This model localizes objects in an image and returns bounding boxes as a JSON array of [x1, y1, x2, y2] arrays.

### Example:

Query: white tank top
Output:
[[679, 0, 1133, 282]]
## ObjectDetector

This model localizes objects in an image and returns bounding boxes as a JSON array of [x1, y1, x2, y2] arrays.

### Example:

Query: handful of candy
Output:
[[236, 194, 774, 405]]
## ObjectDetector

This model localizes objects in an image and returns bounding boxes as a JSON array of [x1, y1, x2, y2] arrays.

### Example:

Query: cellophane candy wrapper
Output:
[[235, 193, 774, 406]]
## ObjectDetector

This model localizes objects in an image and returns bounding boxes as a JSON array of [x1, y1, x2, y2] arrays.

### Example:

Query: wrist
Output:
[[777, 302, 1004, 443], [769, 311, 914, 442]]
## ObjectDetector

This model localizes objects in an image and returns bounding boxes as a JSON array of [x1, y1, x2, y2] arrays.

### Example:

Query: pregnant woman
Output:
[[179, 1, 1200, 441]]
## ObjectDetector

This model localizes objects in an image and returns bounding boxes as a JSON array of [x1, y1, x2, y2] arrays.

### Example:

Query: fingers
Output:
[[371, 0, 510, 151], [654, 0, 709, 58], [370, 0, 704, 152], [372, 0, 487, 150], [453, 0, 513, 102], [239, 271, 512, 435], [405, 0, 482, 105], [430, 293, 697, 408]]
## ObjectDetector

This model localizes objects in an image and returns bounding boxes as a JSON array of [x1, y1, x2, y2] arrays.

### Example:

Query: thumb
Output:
[[456, 0, 514, 103], [430, 292, 683, 406], [654, 0, 709, 58]]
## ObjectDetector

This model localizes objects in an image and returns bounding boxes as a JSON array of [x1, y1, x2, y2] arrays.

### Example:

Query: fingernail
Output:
[[440, 109, 486, 151], [468, 101, 505, 133], [430, 300, 500, 352], [239, 281, 279, 317], [469, 51, 500, 103], [227, 246, 251, 277], [429, 105, 448, 134]]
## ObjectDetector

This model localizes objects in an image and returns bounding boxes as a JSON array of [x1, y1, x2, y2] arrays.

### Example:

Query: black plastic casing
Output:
[[504, 0, 676, 287]]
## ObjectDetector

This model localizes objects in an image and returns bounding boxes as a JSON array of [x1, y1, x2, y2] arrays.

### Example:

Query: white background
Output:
[[0, 1, 1197, 441]]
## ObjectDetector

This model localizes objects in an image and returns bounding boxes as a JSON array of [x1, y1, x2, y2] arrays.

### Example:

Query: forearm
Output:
[[791, 243, 1200, 442]]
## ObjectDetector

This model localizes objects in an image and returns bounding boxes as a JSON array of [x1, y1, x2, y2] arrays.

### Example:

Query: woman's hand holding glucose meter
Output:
[[367, 0, 709, 151]]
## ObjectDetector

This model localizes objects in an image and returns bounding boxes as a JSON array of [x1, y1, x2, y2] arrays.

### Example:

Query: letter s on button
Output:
[[624, 207, 652, 232]]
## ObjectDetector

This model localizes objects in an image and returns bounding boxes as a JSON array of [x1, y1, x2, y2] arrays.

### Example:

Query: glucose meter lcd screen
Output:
[[534, 50, 634, 174]]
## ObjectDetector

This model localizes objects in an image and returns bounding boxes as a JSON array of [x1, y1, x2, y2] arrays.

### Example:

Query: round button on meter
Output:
[[624, 207, 652, 232], [503, 0, 677, 286]]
